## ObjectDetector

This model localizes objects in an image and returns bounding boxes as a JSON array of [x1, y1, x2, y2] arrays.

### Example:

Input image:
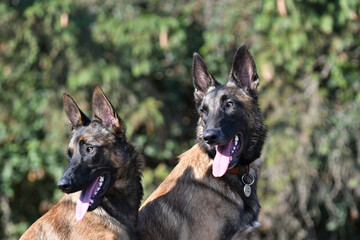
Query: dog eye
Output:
[[226, 101, 234, 108], [86, 146, 94, 153], [200, 108, 208, 115]]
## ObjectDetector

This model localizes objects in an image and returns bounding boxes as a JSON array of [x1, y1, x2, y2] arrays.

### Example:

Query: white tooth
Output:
[[235, 135, 239, 141], [97, 187, 101, 191], [94, 191, 98, 196], [90, 199, 94, 204], [99, 182, 103, 187], [99, 176, 104, 181], [233, 146, 236, 151]]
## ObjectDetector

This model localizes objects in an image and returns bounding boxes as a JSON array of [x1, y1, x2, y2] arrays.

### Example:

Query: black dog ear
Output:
[[192, 53, 219, 105], [92, 85, 125, 136], [228, 44, 259, 93], [63, 93, 90, 131]]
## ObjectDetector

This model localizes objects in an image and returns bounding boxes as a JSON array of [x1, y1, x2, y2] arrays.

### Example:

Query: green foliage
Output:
[[0, 0, 359, 239]]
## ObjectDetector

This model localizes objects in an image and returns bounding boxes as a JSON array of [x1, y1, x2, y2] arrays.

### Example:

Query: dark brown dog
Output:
[[137, 45, 266, 239], [20, 86, 143, 240]]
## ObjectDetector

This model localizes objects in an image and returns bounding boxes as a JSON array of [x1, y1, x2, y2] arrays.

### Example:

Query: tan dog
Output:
[[21, 86, 143, 240], [138, 45, 266, 239]]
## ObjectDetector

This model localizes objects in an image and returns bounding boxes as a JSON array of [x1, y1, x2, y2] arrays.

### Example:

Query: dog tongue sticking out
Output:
[[76, 177, 100, 222], [212, 138, 234, 177]]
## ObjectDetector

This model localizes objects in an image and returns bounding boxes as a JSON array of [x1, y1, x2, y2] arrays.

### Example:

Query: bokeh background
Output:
[[0, 0, 359, 239]]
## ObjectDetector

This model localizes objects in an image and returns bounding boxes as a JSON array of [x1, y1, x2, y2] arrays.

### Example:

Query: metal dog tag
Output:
[[242, 171, 254, 198], [244, 184, 251, 197]]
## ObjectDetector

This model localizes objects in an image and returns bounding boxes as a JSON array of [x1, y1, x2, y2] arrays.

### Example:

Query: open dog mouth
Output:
[[76, 173, 110, 222], [212, 133, 244, 177]]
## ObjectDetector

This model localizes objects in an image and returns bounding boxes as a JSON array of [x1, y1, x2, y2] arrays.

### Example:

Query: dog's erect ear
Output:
[[92, 85, 125, 136], [63, 93, 90, 131], [192, 53, 218, 105], [228, 44, 259, 93]]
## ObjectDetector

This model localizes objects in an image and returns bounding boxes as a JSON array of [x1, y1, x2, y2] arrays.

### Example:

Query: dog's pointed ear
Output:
[[192, 53, 218, 105], [92, 85, 125, 136], [228, 44, 259, 93], [63, 93, 90, 131]]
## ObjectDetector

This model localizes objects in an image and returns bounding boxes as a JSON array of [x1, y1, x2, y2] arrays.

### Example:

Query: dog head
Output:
[[193, 45, 266, 177], [57, 86, 127, 221]]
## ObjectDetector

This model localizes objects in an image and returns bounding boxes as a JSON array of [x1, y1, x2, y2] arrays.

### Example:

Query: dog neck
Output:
[[101, 143, 143, 237], [226, 164, 250, 175]]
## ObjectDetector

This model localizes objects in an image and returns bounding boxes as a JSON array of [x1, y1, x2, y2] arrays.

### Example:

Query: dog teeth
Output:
[[234, 136, 239, 146], [97, 176, 104, 190], [231, 136, 240, 156], [90, 199, 94, 204]]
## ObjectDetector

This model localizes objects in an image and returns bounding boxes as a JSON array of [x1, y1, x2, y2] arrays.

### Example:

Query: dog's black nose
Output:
[[57, 177, 73, 193], [203, 129, 219, 145]]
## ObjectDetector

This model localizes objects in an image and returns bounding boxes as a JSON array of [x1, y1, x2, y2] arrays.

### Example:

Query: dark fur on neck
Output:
[[101, 142, 143, 238]]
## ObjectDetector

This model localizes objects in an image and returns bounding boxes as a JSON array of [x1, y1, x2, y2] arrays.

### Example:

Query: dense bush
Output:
[[0, 0, 359, 239]]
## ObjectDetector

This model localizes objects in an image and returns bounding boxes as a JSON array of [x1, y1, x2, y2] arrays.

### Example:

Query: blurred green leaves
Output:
[[0, 0, 359, 239]]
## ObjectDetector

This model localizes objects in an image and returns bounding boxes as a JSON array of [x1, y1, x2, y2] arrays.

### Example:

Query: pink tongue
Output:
[[212, 139, 234, 177], [76, 177, 99, 222]]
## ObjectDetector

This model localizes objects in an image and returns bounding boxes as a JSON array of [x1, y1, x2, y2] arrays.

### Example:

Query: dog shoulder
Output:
[[141, 144, 210, 207], [20, 195, 76, 240]]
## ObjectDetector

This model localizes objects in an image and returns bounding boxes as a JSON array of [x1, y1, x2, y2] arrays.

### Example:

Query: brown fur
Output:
[[138, 145, 262, 240], [20, 193, 130, 240], [21, 86, 143, 240], [138, 45, 265, 240]]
